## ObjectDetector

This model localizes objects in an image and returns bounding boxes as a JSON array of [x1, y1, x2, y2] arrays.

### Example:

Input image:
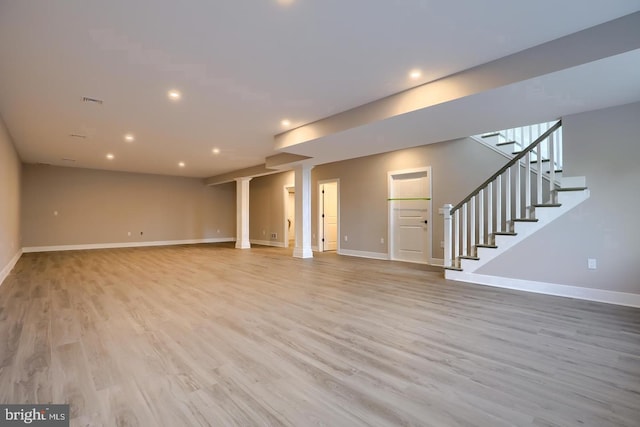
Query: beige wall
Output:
[[21, 164, 236, 248], [478, 102, 640, 294], [249, 171, 294, 245], [0, 116, 21, 277], [312, 137, 505, 258], [249, 137, 505, 258]]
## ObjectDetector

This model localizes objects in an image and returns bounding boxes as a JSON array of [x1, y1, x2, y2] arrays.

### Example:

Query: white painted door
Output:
[[321, 182, 338, 251], [390, 170, 431, 263]]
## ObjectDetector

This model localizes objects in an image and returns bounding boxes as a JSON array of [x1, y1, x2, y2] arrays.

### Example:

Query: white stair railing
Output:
[[444, 120, 562, 269], [480, 121, 563, 173]]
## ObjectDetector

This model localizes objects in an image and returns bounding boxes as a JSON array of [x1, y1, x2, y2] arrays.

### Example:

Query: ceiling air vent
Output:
[[69, 134, 87, 139], [81, 96, 103, 105], [62, 158, 77, 163]]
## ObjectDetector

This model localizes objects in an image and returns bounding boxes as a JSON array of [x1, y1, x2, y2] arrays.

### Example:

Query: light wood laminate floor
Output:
[[1, 243, 639, 426]]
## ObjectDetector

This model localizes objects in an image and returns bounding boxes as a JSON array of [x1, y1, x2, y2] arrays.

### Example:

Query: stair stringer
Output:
[[445, 187, 590, 281]]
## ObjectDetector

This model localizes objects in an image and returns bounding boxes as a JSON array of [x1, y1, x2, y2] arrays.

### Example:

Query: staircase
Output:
[[443, 120, 590, 280], [473, 121, 564, 179]]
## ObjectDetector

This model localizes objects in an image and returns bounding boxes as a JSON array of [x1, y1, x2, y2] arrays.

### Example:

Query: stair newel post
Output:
[[462, 203, 468, 257], [525, 151, 531, 218], [548, 132, 556, 199], [496, 175, 502, 233], [478, 189, 484, 245], [443, 204, 453, 268]]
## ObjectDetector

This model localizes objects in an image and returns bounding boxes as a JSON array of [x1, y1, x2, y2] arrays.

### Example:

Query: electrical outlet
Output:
[[217, 229, 220, 233], [271, 232, 277, 239], [588, 258, 597, 270], [127, 231, 131, 236], [380, 237, 384, 244], [344, 235, 348, 242], [440, 241, 445, 248], [53, 210, 58, 216]]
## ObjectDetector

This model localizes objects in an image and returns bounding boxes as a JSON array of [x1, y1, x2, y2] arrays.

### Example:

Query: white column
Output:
[[235, 177, 252, 249], [293, 165, 313, 259]]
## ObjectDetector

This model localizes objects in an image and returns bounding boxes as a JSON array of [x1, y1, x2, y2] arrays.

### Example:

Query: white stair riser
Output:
[[460, 258, 480, 270], [493, 234, 514, 247], [476, 246, 498, 259], [511, 221, 538, 235], [532, 208, 556, 222]]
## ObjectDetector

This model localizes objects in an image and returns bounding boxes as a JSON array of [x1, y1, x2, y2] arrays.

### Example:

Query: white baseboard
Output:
[[338, 248, 389, 261], [446, 271, 640, 308], [250, 239, 285, 248], [22, 237, 236, 253], [0, 249, 23, 287]]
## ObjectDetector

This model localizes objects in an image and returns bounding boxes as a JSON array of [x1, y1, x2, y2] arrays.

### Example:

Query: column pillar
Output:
[[235, 177, 252, 249], [293, 165, 313, 258]]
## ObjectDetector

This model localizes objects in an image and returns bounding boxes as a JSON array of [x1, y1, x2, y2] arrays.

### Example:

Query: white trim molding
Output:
[[250, 239, 286, 248], [338, 249, 389, 261], [22, 237, 236, 253], [0, 249, 23, 287], [447, 271, 640, 308]]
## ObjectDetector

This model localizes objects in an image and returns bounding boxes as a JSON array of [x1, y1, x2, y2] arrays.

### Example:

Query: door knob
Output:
[[424, 220, 428, 224]]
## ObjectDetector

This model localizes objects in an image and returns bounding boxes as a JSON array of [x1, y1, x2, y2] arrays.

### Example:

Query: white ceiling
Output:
[[1, 1, 639, 178]]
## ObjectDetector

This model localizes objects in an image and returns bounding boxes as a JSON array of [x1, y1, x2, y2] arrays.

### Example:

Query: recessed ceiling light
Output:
[[281, 119, 291, 128], [178, 161, 185, 167], [409, 69, 422, 79], [106, 153, 114, 160], [124, 134, 135, 142], [212, 148, 220, 155], [168, 90, 181, 101]]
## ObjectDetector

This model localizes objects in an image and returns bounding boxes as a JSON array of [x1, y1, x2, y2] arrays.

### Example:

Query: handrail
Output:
[[451, 120, 562, 214]]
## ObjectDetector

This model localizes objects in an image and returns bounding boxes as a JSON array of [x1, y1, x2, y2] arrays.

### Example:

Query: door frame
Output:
[[387, 167, 432, 264], [317, 179, 340, 253], [283, 184, 295, 248]]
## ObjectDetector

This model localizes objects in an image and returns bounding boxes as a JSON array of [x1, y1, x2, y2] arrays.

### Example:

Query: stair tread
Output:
[[460, 255, 480, 260], [512, 218, 539, 222], [444, 266, 463, 271], [533, 203, 562, 208], [546, 169, 563, 173], [556, 187, 588, 192], [530, 158, 550, 163], [493, 231, 517, 236], [481, 132, 500, 138], [476, 244, 498, 249], [496, 141, 517, 146]]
